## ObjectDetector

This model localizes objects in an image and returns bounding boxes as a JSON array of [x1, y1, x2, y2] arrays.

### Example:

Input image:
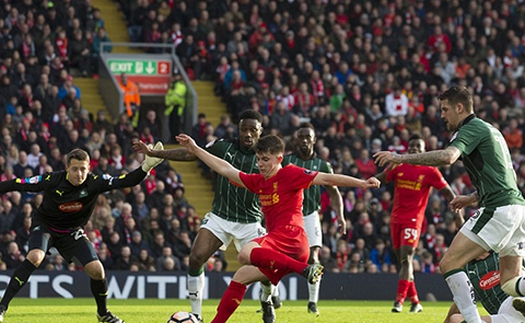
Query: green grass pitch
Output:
[[0, 298, 490, 322]]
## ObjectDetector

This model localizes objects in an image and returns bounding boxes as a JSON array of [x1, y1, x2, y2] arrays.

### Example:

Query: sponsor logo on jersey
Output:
[[28, 176, 42, 184], [58, 201, 83, 212], [102, 174, 115, 185], [56, 190, 64, 196], [18, 175, 42, 184], [304, 169, 312, 174], [479, 270, 500, 290], [79, 190, 88, 198]]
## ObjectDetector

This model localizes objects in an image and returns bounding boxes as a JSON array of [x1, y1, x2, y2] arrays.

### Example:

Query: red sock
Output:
[[250, 248, 308, 274], [395, 279, 410, 304], [407, 281, 420, 304], [210, 281, 247, 323]]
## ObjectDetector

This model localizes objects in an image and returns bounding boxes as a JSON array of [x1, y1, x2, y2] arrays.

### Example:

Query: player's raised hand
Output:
[[373, 151, 401, 167], [133, 140, 152, 155], [141, 142, 164, 173], [176, 134, 198, 153], [364, 177, 381, 189]]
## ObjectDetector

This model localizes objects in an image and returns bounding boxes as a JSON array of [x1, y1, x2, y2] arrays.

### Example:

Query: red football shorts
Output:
[[252, 224, 309, 285], [390, 222, 421, 249]]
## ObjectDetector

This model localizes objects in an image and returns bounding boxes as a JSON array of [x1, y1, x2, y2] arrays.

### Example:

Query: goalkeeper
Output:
[[0, 145, 164, 323]]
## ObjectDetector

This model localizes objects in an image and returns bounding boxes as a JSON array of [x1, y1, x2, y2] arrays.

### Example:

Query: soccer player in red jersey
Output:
[[375, 134, 461, 313], [176, 133, 380, 323]]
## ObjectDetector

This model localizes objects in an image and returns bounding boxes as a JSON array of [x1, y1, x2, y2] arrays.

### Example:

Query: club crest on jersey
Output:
[[79, 190, 88, 198]]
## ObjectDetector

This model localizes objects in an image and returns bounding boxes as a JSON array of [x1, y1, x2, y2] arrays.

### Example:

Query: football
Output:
[[167, 311, 199, 323]]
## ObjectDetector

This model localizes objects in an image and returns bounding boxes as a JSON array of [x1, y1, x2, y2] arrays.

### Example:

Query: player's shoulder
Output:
[[282, 152, 296, 164], [205, 138, 236, 152], [89, 172, 120, 185], [459, 117, 490, 135], [41, 171, 65, 183], [283, 163, 312, 175]]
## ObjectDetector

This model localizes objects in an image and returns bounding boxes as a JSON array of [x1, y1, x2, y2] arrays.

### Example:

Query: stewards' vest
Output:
[[165, 81, 187, 116], [119, 81, 141, 116]]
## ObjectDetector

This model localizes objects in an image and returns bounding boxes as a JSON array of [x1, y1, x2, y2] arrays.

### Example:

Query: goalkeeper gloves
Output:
[[141, 141, 164, 173]]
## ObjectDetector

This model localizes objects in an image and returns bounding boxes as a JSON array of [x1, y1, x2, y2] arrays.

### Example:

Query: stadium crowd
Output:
[[1, 0, 525, 276]]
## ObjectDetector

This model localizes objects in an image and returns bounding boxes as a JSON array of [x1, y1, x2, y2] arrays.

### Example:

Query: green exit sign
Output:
[[108, 59, 171, 76]]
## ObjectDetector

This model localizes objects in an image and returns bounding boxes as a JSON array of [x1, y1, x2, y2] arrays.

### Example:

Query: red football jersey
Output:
[[386, 163, 448, 225], [239, 164, 318, 233]]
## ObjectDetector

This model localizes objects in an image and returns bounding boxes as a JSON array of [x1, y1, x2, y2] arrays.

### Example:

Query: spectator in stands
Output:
[[92, 27, 112, 61], [70, 29, 92, 77], [137, 110, 161, 142], [114, 246, 138, 270], [13, 151, 34, 178], [150, 231, 168, 260], [138, 248, 156, 271], [93, 110, 113, 135], [3, 241, 25, 269]]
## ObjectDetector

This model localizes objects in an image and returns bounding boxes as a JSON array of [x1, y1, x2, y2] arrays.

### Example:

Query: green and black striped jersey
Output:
[[206, 139, 261, 223], [450, 115, 525, 208], [465, 252, 507, 315], [282, 153, 333, 216]]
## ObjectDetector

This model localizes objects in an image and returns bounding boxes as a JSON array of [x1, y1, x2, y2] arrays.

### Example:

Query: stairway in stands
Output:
[[75, 0, 141, 120], [75, 78, 106, 120], [170, 81, 223, 214], [91, 0, 142, 54], [177, 81, 244, 272]]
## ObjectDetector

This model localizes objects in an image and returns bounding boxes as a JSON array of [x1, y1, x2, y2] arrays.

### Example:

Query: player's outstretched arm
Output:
[[313, 173, 380, 190], [373, 146, 461, 167], [110, 142, 166, 190], [133, 140, 197, 161], [176, 134, 244, 186], [0, 175, 46, 194]]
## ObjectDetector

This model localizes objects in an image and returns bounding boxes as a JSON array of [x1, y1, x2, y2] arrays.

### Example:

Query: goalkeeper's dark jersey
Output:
[[282, 153, 333, 216], [0, 168, 147, 230], [206, 139, 261, 224], [465, 252, 508, 315], [449, 115, 525, 208]]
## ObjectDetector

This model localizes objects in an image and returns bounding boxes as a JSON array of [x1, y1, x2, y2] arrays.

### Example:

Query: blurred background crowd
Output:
[[1, 0, 525, 276]]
